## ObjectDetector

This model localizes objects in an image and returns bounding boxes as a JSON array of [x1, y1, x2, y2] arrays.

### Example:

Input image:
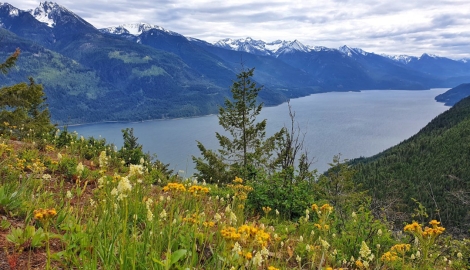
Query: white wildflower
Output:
[[232, 242, 242, 254], [253, 252, 263, 266]]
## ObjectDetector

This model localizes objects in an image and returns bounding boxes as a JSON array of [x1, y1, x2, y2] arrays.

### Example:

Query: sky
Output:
[[6, 0, 470, 59]]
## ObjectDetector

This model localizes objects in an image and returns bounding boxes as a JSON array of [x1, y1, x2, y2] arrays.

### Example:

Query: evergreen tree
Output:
[[193, 67, 281, 183], [118, 128, 146, 166], [0, 49, 54, 138]]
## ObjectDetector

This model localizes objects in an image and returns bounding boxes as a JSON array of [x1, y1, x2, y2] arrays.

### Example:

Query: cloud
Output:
[[6, 0, 470, 58]]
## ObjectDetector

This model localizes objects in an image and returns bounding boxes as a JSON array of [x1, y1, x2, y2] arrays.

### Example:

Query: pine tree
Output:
[[0, 49, 54, 138], [193, 67, 281, 183]]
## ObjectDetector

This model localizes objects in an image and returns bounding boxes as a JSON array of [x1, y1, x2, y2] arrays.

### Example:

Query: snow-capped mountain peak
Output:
[[0, 3, 20, 17], [100, 23, 178, 36], [30, 1, 93, 29], [339, 45, 368, 57], [213, 37, 311, 56], [30, 1, 60, 27], [382, 54, 416, 64]]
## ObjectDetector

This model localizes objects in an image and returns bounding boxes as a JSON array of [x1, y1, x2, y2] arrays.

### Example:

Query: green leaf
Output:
[[170, 249, 187, 266]]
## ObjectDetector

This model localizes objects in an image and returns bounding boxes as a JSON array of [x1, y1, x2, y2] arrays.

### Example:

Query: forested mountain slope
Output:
[[352, 96, 470, 236], [435, 83, 470, 106]]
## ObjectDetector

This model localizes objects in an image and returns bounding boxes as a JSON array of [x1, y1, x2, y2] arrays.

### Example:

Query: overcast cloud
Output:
[[8, 0, 470, 59]]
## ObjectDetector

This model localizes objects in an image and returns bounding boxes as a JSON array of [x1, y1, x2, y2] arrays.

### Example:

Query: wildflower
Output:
[[268, 267, 280, 270], [214, 213, 222, 222], [261, 247, 269, 256], [42, 174, 51, 181], [296, 255, 301, 264], [253, 252, 263, 266], [129, 164, 144, 178], [275, 209, 279, 216], [262, 206, 272, 215], [416, 250, 421, 258], [99, 151, 108, 168], [244, 252, 252, 260], [57, 153, 62, 160], [146, 198, 154, 221], [306, 244, 311, 252], [359, 241, 371, 258], [33, 208, 57, 221], [117, 176, 132, 200], [320, 239, 330, 249], [76, 162, 84, 175], [232, 242, 242, 254], [160, 209, 167, 220], [98, 176, 107, 188], [229, 211, 237, 225], [377, 229, 383, 236], [234, 176, 243, 184], [66, 190, 73, 199], [457, 252, 463, 259], [299, 236, 303, 242], [355, 260, 364, 268]]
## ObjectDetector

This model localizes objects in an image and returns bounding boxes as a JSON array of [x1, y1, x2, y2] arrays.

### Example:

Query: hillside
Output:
[[435, 83, 470, 106], [352, 95, 470, 235], [1, 2, 470, 124]]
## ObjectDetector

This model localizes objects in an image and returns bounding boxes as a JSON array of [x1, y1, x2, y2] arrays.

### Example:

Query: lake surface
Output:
[[71, 89, 450, 176]]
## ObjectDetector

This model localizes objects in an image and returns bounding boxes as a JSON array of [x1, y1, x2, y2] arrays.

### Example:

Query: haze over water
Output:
[[71, 89, 450, 176]]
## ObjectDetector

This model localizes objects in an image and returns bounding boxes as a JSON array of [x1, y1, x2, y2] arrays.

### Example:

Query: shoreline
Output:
[[61, 88, 447, 128]]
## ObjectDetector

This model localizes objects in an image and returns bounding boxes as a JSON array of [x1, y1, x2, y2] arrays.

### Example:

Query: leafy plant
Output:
[[6, 225, 46, 251]]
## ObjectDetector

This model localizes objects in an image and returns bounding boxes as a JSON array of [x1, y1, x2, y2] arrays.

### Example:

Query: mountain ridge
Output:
[[1, 1, 470, 124]]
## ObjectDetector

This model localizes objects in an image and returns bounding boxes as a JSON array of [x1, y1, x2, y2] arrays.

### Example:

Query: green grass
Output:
[[0, 129, 468, 269]]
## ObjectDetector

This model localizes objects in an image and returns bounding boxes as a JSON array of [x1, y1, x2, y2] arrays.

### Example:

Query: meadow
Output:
[[0, 128, 468, 269]]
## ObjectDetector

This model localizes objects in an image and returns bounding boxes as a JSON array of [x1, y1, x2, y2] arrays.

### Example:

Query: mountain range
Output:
[[1, 1, 470, 124]]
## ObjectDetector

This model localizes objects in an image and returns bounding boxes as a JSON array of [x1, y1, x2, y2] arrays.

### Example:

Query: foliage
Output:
[[194, 67, 282, 183], [0, 49, 54, 139], [351, 95, 470, 235], [118, 127, 147, 166], [0, 132, 467, 269]]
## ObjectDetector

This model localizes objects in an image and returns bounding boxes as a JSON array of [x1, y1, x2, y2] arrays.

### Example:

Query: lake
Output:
[[70, 89, 450, 176]]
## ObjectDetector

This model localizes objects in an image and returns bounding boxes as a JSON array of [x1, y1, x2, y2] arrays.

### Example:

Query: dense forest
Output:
[[352, 95, 470, 236]]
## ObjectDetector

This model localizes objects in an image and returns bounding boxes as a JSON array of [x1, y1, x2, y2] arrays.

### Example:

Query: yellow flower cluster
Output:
[[314, 223, 330, 230], [381, 243, 410, 263], [203, 221, 215, 228], [33, 208, 57, 220], [183, 213, 200, 224], [267, 266, 280, 270], [391, 243, 411, 254], [162, 183, 186, 192], [0, 142, 13, 154], [381, 251, 398, 262], [311, 203, 334, 214], [234, 176, 244, 184], [188, 185, 209, 195], [404, 220, 445, 238], [221, 224, 271, 247], [262, 206, 272, 214], [221, 226, 241, 241]]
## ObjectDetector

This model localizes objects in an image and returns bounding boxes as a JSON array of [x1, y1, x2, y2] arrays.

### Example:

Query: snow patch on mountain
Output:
[[339, 45, 368, 57], [0, 3, 20, 17], [30, 2, 59, 27], [213, 37, 313, 56], [381, 54, 416, 64], [100, 23, 179, 36], [30, 1, 92, 29]]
